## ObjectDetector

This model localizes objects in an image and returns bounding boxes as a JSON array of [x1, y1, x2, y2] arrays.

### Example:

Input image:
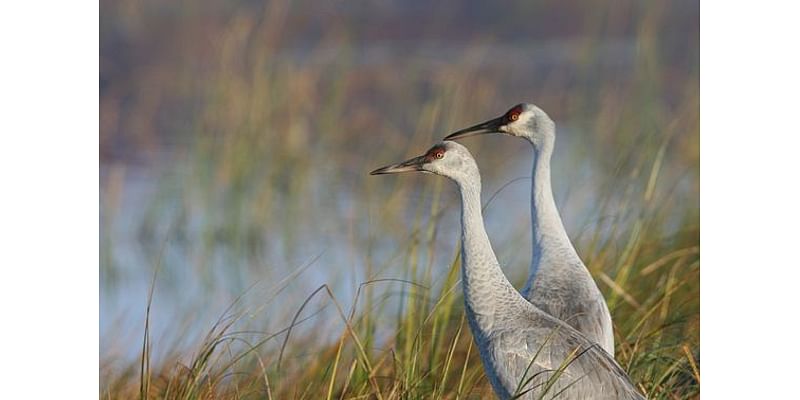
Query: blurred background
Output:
[[100, 0, 698, 398]]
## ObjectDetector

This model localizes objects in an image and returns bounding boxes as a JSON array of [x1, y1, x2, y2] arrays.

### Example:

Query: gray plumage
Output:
[[447, 104, 614, 355], [371, 142, 644, 399]]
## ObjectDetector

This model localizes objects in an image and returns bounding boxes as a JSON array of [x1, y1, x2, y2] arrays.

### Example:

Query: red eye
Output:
[[426, 146, 446, 161], [507, 105, 523, 122]]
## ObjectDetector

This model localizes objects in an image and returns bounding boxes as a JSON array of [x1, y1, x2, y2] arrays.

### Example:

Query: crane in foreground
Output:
[[370, 141, 644, 399], [446, 104, 615, 355]]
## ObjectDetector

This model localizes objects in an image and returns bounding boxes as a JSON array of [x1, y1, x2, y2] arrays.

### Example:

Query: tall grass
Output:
[[100, 0, 698, 398]]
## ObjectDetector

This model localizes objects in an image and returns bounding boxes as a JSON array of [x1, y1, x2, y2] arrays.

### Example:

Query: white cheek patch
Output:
[[516, 112, 534, 126]]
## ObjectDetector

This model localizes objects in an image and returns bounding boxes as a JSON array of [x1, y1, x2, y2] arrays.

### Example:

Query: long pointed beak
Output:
[[444, 116, 505, 140], [370, 154, 427, 175]]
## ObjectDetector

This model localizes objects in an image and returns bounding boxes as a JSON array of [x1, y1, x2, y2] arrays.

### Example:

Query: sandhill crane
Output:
[[371, 141, 644, 399], [446, 104, 615, 355]]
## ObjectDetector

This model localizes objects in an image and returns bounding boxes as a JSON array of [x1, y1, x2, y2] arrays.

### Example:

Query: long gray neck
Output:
[[526, 138, 578, 283], [456, 177, 521, 326]]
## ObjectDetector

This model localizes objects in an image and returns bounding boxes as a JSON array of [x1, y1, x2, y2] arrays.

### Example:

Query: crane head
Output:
[[444, 103, 555, 146], [370, 141, 479, 183]]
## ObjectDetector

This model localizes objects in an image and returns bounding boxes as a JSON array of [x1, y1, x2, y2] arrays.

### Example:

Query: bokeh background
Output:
[[100, 0, 699, 398]]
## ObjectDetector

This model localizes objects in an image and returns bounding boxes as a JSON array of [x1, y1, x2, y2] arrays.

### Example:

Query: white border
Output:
[[703, 1, 800, 397], [0, 1, 98, 397]]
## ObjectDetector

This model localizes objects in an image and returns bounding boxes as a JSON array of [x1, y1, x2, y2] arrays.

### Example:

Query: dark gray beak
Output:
[[370, 154, 427, 175], [444, 115, 505, 140]]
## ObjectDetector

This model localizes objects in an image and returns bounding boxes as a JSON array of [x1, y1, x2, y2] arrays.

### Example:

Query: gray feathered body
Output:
[[463, 248, 642, 399], [447, 143, 643, 399], [521, 247, 615, 358], [465, 284, 641, 399]]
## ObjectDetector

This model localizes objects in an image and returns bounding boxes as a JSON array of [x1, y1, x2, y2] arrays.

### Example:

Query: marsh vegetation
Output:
[[100, 1, 699, 398]]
